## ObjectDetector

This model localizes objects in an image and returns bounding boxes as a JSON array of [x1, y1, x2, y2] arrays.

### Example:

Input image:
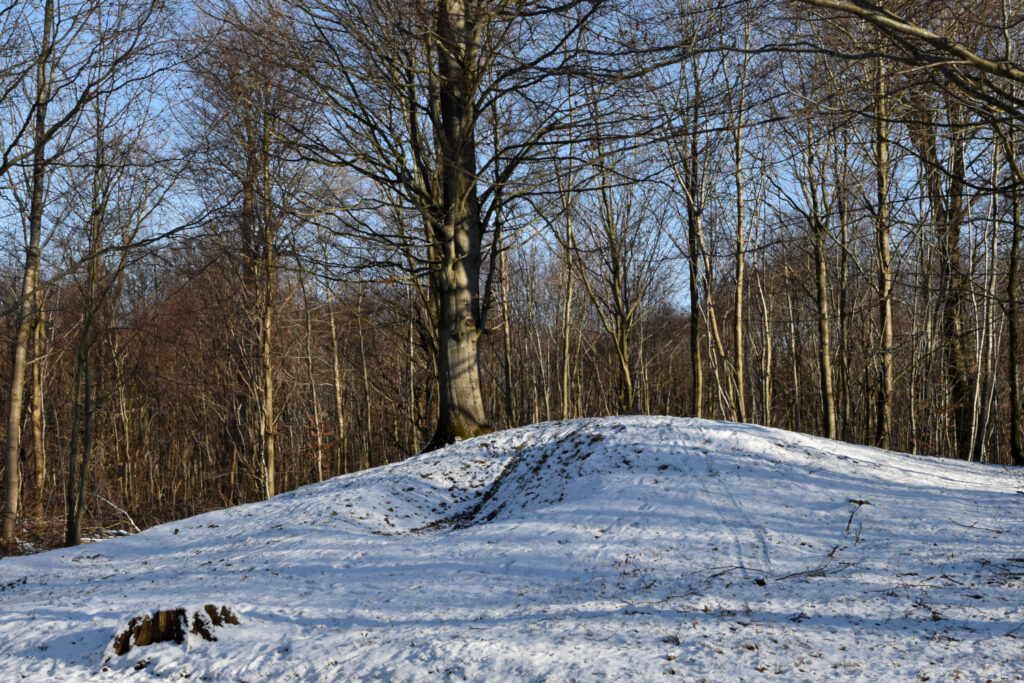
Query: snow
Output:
[[1, 416, 1023, 681]]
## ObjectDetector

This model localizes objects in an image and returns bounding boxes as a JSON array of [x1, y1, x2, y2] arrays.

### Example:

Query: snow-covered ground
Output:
[[2, 416, 1023, 681]]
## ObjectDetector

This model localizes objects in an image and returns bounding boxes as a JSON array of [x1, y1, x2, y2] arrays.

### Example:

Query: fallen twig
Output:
[[947, 519, 1005, 534], [90, 493, 142, 534], [775, 561, 854, 582], [845, 499, 869, 535]]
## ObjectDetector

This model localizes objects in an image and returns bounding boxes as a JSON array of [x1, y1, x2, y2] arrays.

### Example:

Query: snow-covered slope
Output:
[[2, 417, 1023, 681]]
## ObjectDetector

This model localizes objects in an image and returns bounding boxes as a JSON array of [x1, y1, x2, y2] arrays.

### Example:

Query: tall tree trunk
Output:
[[613, 323, 634, 414], [757, 272, 772, 426], [1009, 140, 1024, 465], [799, 136, 836, 440], [302, 283, 324, 482], [30, 299, 47, 518], [687, 201, 703, 419], [813, 222, 838, 440], [405, 287, 417, 455], [1001, 0, 1024, 466], [700, 246, 734, 420], [785, 270, 802, 434], [559, 218, 576, 421], [837, 188, 852, 440], [356, 287, 372, 468], [732, 166, 746, 423], [65, 309, 95, 548], [684, 61, 704, 419], [874, 61, 894, 450], [425, 0, 490, 449], [972, 171, 999, 463], [259, 256, 276, 497], [500, 251, 516, 426], [910, 99, 972, 459], [730, 34, 750, 423], [66, 102, 107, 547], [328, 300, 347, 473], [64, 338, 86, 547], [2, 0, 52, 542], [112, 330, 133, 514]]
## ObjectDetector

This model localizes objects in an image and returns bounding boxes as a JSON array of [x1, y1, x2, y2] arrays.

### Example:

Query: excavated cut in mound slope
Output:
[[434, 416, 1023, 532]]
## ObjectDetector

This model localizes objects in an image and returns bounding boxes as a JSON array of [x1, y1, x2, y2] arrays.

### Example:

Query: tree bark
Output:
[[64, 306, 95, 547], [258, 234, 276, 497], [424, 0, 490, 449], [813, 221, 838, 440], [686, 178, 703, 419], [328, 299, 347, 473], [558, 185, 576, 421], [500, 250, 516, 426], [2, 0, 52, 542], [909, 97, 972, 459], [729, 30, 751, 424], [302, 282, 324, 482], [66, 96, 108, 547], [757, 272, 772, 426], [1009, 139, 1024, 465], [837, 184, 852, 440], [30, 299, 47, 518], [356, 286, 372, 468], [874, 61, 894, 449], [785, 267, 802, 434]]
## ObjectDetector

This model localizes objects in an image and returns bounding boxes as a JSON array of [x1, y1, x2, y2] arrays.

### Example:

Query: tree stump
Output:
[[111, 605, 238, 656]]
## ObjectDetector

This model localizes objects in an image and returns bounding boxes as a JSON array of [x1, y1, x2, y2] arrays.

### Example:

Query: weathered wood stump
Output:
[[190, 604, 240, 642], [111, 604, 239, 656]]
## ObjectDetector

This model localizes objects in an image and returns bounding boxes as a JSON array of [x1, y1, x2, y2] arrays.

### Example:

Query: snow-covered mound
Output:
[[2, 417, 1023, 681]]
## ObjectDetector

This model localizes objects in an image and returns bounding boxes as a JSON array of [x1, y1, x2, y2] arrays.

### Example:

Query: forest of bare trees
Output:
[[0, 0, 1022, 552]]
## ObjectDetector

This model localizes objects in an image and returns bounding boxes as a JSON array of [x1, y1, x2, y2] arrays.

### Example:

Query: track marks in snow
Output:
[[691, 427, 775, 578]]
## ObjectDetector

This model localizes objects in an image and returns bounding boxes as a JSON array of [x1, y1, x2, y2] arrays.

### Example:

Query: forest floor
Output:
[[1, 416, 1023, 681]]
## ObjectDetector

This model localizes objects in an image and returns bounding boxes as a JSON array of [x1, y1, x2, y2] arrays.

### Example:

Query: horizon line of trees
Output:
[[1, 0, 1023, 551]]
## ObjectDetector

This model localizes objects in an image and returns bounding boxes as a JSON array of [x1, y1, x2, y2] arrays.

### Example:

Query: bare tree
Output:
[[185, 1, 316, 498], [559, 119, 668, 413], [2, 0, 165, 544], [287, 0, 620, 449]]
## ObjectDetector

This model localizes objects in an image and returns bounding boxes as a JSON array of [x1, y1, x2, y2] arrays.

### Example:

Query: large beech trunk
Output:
[[427, 229, 488, 447], [424, 0, 490, 450], [433, 300, 488, 446]]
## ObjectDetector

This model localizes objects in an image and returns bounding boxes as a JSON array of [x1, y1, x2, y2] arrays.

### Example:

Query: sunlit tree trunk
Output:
[[302, 281, 324, 482], [2, 0, 52, 542], [29, 300, 47, 519], [812, 218, 838, 440], [425, 0, 490, 448], [327, 298, 347, 473]]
